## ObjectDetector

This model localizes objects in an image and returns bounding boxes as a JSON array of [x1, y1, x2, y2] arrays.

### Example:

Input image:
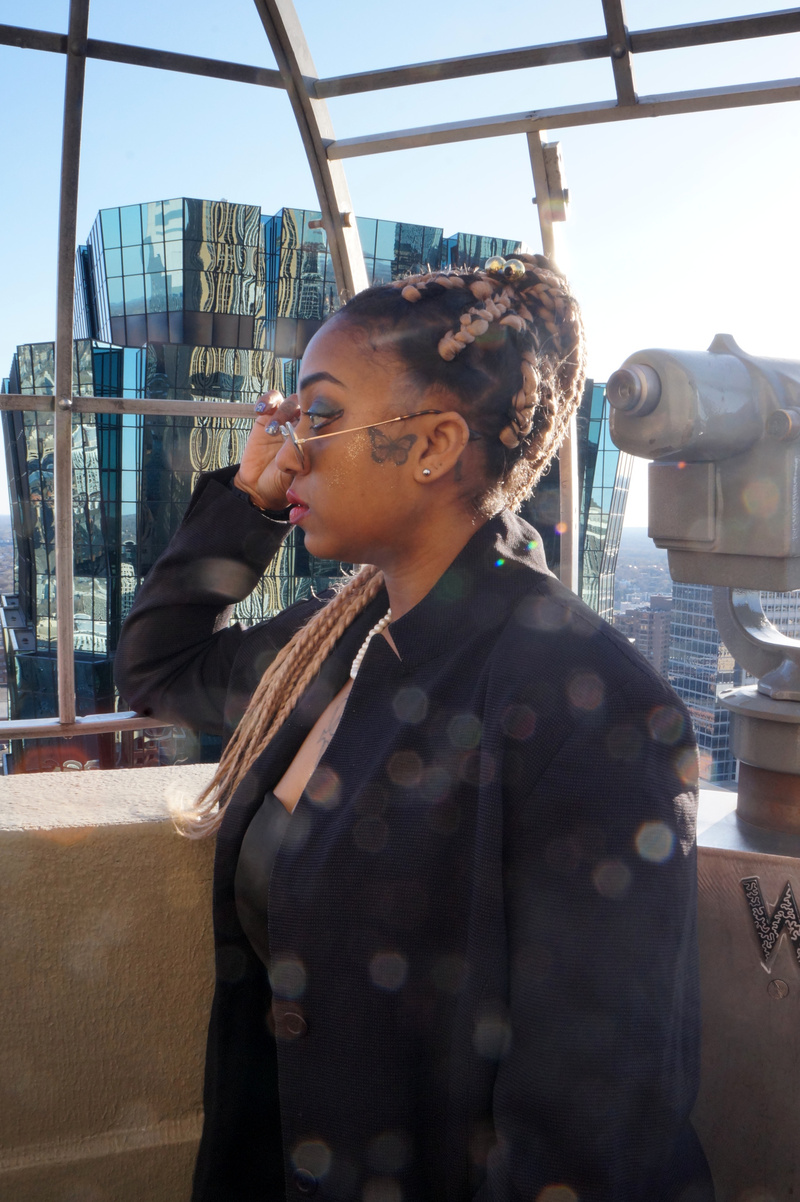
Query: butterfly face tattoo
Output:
[[368, 427, 418, 466]]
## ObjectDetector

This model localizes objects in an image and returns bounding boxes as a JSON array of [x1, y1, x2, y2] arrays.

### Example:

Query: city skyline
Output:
[[1, 1, 799, 525]]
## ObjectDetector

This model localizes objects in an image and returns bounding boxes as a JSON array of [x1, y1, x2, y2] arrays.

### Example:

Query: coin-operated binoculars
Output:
[[608, 334, 800, 1200]]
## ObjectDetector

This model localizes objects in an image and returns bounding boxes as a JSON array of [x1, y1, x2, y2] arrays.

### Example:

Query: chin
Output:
[[301, 529, 360, 563]]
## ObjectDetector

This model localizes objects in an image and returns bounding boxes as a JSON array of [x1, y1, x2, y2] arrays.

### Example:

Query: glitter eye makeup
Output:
[[306, 401, 344, 432]]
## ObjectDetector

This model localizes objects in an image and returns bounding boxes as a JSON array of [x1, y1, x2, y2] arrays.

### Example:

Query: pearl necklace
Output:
[[350, 610, 392, 680]]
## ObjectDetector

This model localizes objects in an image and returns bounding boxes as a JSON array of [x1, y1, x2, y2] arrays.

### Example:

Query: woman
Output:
[[115, 255, 713, 1202]]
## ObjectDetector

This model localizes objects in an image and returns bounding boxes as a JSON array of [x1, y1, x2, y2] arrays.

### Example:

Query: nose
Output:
[[274, 427, 306, 475]]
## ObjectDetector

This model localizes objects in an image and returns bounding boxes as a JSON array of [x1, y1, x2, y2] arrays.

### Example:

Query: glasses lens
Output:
[[280, 423, 304, 469]]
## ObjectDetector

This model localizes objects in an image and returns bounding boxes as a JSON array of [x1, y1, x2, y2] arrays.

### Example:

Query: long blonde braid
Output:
[[176, 566, 384, 837]]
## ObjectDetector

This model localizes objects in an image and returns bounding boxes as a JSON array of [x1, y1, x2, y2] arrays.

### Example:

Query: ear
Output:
[[411, 410, 471, 485]]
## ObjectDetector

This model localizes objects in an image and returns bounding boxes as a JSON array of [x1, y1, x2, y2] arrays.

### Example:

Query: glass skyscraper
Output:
[[668, 583, 741, 782], [2, 197, 628, 771], [522, 382, 633, 624]]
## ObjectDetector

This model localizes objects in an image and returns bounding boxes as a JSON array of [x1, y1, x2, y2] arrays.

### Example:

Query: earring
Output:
[[422, 468, 432, 477]]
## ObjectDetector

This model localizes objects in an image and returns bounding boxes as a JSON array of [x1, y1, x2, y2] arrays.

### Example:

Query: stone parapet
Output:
[[0, 764, 216, 1202]]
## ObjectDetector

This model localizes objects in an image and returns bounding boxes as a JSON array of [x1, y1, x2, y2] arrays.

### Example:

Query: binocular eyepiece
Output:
[[608, 334, 800, 592]]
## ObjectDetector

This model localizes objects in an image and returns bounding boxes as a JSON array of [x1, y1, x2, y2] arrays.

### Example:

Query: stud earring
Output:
[[422, 468, 432, 477]]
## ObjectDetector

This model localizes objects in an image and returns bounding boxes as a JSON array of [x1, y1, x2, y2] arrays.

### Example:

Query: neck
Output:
[[377, 505, 489, 624]]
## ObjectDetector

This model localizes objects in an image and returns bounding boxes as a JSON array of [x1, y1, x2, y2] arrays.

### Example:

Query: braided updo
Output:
[[178, 253, 585, 837], [337, 252, 586, 513]]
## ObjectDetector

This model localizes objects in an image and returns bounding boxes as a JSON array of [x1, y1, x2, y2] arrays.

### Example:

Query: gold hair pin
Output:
[[483, 256, 525, 282]]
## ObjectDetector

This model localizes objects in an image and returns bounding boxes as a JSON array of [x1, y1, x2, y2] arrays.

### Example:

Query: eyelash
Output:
[[305, 406, 343, 432]]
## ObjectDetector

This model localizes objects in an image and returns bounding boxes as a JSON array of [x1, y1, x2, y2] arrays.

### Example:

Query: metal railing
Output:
[[1, 0, 799, 742]]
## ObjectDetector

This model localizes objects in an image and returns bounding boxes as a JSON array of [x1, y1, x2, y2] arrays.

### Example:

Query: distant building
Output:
[[614, 594, 671, 677], [524, 381, 633, 623], [668, 583, 740, 782]]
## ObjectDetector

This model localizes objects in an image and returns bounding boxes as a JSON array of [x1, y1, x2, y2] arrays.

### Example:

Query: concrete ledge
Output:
[[0, 764, 216, 1202]]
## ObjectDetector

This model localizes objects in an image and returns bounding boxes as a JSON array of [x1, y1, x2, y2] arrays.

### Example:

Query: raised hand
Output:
[[233, 391, 301, 511]]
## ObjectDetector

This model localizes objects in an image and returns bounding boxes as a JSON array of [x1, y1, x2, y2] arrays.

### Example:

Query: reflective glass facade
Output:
[[668, 583, 740, 782], [2, 197, 627, 771], [521, 382, 632, 622], [444, 232, 525, 269]]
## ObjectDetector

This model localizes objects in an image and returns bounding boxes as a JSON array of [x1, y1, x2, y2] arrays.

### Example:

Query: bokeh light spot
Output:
[[370, 951, 408, 992], [742, 477, 779, 518], [268, 957, 307, 999], [537, 1187, 578, 1202], [502, 704, 537, 740], [306, 764, 341, 808], [567, 672, 604, 711], [647, 705, 685, 745], [636, 821, 675, 863], [392, 686, 428, 725], [592, 859, 632, 899], [388, 750, 423, 787], [448, 713, 482, 749], [555, 521, 568, 535], [674, 747, 700, 787], [292, 1139, 331, 1178], [516, 594, 571, 632]]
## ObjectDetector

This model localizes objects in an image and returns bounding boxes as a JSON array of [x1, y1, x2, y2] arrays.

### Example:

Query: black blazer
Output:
[[115, 468, 714, 1202]]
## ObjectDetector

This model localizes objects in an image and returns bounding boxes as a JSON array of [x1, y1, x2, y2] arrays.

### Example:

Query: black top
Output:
[[115, 466, 714, 1202], [235, 790, 293, 969]]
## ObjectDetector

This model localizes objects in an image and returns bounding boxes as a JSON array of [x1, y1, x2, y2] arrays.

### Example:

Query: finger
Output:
[[274, 394, 300, 424], [254, 390, 283, 415], [253, 392, 289, 434]]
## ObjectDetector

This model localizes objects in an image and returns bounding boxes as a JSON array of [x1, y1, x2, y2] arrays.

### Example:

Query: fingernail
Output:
[[255, 400, 267, 413], [264, 420, 280, 435]]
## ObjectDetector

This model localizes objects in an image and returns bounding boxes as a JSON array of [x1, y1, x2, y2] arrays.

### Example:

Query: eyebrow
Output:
[[298, 371, 346, 391]]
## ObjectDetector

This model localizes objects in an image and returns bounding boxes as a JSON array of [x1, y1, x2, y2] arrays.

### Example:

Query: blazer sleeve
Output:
[[484, 687, 705, 1201], [114, 466, 292, 736]]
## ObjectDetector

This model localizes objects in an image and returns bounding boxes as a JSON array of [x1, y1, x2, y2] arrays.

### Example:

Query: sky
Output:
[[0, 0, 799, 523]]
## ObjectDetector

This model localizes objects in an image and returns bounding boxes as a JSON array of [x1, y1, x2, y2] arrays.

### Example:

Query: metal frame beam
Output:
[[52, 0, 90, 729], [314, 9, 800, 97], [0, 24, 284, 88], [0, 395, 258, 419], [527, 132, 579, 594], [327, 76, 800, 158], [602, 0, 637, 107], [251, 0, 367, 301], [0, 714, 170, 740]]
